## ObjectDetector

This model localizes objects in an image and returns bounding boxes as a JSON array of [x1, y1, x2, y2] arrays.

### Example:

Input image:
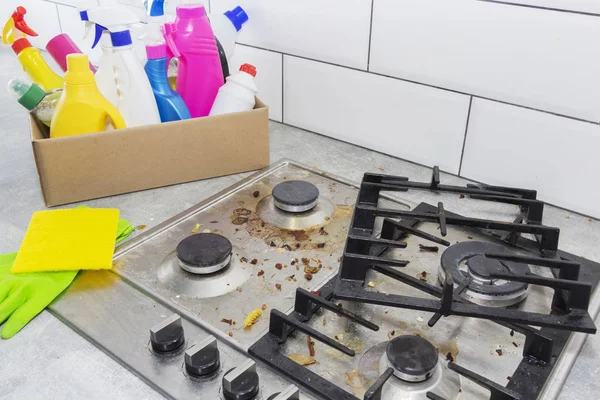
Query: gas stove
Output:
[[48, 160, 600, 400]]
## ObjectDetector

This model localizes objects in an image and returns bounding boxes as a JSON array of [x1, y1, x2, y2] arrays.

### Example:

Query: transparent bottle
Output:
[[8, 77, 62, 127]]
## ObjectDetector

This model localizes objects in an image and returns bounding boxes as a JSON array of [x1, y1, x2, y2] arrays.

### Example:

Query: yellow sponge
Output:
[[11, 208, 120, 273]]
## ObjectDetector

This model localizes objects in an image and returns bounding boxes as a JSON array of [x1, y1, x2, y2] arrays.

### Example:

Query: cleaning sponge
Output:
[[11, 208, 120, 273]]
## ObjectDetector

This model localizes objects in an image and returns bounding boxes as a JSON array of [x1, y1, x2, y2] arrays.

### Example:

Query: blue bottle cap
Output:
[[224, 6, 248, 32], [110, 30, 133, 47]]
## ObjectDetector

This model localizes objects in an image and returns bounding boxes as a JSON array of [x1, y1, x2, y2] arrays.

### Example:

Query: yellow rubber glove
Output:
[[0, 253, 77, 339]]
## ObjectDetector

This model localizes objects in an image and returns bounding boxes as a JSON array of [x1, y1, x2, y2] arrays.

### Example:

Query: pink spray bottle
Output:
[[163, 4, 223, 118]]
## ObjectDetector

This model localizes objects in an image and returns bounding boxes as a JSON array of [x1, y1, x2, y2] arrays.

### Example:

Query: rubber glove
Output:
[[0, 252, 77, 339]]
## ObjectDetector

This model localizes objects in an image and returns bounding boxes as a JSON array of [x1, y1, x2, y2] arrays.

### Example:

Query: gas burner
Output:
[[438, 241, 530, 307], [357, 337, 461, 400], [256, 180, 334, 230], [272, 180, 319, 212], [176, 233, 233, 274]]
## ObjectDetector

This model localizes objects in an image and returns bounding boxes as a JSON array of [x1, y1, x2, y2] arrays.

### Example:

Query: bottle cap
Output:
[[224, 6, 248, 32], [7, 77, 45, 110], [176, 4, 205, 19], [11, 37, 31, 55], [239, 63, 256, 77], [65, 54, 94, 85], [146, 43, 167, 60], [110, 30, 133, 47]]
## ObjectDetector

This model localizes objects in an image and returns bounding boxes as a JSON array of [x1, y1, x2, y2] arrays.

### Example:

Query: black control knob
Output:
[[267, 385, 300, 400], [185, 336, 220, 377], [222, 359, 260, 400], [149, 314, 185, 353]]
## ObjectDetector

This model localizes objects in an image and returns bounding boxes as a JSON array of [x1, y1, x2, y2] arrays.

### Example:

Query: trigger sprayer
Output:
[[2, 6, 38, 45], [144, 0, 166, 46]]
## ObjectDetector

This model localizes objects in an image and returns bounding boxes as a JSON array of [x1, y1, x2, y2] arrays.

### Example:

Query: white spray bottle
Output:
[[85, 7, 160, 127]]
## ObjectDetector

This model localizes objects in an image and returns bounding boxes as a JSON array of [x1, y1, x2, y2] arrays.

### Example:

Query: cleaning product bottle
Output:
[[51, 54, 125, 138], [164, 4, 224, 118], [2, 6, 37, 45], [209, 63, 257, 116], [46, 33, 96, 73], [84, 7, 160, 127], [79, 7, 118, 107], [11, 38, 64, 92], [145, 44, 191, 122], [7, 77, 62, 127], [208, 6, 248, 64]]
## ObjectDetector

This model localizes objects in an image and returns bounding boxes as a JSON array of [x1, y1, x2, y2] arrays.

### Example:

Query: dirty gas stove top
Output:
[[49, 160, 600, 400]]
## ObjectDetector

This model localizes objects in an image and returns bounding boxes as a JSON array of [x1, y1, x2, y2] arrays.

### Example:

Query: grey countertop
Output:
[[0, 47, 598, 399]]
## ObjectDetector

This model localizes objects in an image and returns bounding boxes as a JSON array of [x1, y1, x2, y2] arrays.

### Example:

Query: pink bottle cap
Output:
[[176, 4, 206, 19], [46, 33, 96, 73], [146, 43, 167, 60]]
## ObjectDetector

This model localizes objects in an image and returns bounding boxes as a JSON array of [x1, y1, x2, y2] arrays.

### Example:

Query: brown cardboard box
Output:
[[30, 99, 269, 206]]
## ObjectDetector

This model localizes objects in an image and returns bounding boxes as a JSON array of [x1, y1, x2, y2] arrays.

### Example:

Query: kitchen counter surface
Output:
[[0, 47, 598, 399]]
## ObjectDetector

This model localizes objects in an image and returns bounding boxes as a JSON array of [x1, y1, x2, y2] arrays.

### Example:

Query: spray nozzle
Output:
[[2, 6, 38, 45], [79, 10, 107, 49], [162, 23, 180, 57], [145, 0, 166, 18]]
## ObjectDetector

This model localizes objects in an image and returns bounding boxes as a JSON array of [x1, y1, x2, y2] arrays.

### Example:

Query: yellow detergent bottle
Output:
[[51, 54, 126, 138], [12, 38, 64, 91]]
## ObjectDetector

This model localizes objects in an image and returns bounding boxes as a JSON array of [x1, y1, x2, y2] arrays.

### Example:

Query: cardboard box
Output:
[[30, 99, 269, 206]]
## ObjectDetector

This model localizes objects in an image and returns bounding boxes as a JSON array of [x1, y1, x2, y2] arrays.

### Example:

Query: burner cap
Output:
[[386, 335, 438, 382], [439, 241, 530, 307], [177, 233, 232, 275], [272, 180, 319, 212]]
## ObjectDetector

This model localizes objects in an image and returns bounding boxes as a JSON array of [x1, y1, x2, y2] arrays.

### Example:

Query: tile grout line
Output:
[[236, 42, 600, 126], [281, 53, 285, 123], [458, 97, 474, 176], [477, 0, 600, 17], [55, 3, 63, 33], [366, 0, 375, 71]]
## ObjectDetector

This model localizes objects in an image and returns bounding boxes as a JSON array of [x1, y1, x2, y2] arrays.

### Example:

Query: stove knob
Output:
[[267, 385, 300, 400], [222, 359, 260, 400], [185, 336, 220, 377], [149, 314, 185, 353]]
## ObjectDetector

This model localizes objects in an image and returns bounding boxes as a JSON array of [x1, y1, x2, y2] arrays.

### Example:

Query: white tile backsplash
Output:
[[229, 44, 282, 122], [496, 0, 600, 14], [370, 0, 600, 122], [211, 0, 372, 70], [283, 56, 470, 174], [461, 99, 600, 218]]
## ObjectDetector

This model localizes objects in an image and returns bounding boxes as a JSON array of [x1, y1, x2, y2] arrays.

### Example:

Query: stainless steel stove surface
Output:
[[47, 160, 600, 400]]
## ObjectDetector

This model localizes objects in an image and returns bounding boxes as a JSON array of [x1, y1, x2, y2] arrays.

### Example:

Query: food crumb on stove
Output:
[[231, 217, 248, 225], [250, 259, 258, 265], [377, 167, 384, 171], [334, 334, 343, 341], [275, 283, 282, 291], [191, 223, 203, 233], [282, 244, 292, 251], [270, 241, 277, 247], [304, 265, 320, 274], [328, 266, 332, 270], [290, 260, 296, 266], [136, 224, 147, 230], [311, 290, 321, 296], [495, 349, 503, 356], [507, 376, 511, 380], [210, 220, 218, 223], [419, 244, 439, 252], [467, 236, 473, 239], [565, 215, 570, 219], [304, 272, 313, 281], [446, 352, 454, 362], [244, 308, 263, 328], [202, 228, 211, 233], [302, 258, 311, 265], [367, 281, 376, 288], [236, 287, 243, 292], [459, 194, 465, 199], [338, 256, 342, 262], [288, 353, 316, 366], [512, 342, 519, 347], [284, 264, 288, 268], [295, 243, 301, 248], [286, 274, 296, 282], [510, 330, 515, 336], [590, 218, 594, 222], [252, 190, 260, 198], [319, 227, 329, 235], [275, 263, 283, 270], [384, 308, 388, 314], [417, 316, 424, 323], [240, 257, 248, 263], [257, 270, 264, 276], [307, 335, 316, 357], [323, 319, 327, 326], [388, 330, 396, 339], [317, 243, 325, 248], [228, 331, 233, 337], [220, 318, 232, 325], [261, 303, 267, 310], [418, 271, 428, 281]]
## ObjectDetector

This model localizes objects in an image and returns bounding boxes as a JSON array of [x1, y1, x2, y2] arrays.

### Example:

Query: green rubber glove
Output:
[[0, 252, 77, 339]]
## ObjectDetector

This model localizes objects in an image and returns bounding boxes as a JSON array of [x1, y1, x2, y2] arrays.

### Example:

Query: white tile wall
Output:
[[283, 56, 470, 174], [0, 0, 61, 49], [211, 0, 372, 70], [491, 0, 600, 14], [56, 4, 102, 65], [461, 99, 600, 218], [229, 44, 282, 122], [370, 0, 600, 122]]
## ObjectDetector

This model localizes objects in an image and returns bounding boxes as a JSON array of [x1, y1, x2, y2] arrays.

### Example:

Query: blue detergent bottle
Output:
[[144, 43, 191, 122]]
